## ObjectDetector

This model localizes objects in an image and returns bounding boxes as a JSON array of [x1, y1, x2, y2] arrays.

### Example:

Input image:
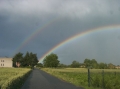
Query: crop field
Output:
[[41, 68, 120, 89], [0, 68, 31, 89]]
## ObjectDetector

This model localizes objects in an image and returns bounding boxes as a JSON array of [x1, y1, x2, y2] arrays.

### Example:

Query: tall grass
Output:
[[0, 68, 31, 89], [41, 68, 120, 89]]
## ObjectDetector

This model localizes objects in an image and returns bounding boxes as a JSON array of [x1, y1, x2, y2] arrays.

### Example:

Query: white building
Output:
[[0, 58, 13, 67]]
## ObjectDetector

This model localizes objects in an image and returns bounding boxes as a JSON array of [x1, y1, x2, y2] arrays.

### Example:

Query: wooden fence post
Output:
[[88, 68, 90, 87], [102, 70, 104, 89]]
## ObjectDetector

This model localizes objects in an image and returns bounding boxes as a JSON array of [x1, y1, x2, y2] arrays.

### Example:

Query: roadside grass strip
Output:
[[41, 68, 120, 89], [0, 68, 31, 89]]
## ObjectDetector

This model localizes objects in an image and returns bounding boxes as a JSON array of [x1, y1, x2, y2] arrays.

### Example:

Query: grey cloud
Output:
[[1, 0, 120, 65], [1, 0, 120, 19], [54, 29, 120, 65]]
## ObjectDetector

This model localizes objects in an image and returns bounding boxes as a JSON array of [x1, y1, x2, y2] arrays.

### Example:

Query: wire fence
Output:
[[88, 69, 120, 89]]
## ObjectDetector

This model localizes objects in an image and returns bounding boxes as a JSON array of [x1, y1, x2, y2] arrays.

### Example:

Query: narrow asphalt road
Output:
[[21, 68, 84, 89]]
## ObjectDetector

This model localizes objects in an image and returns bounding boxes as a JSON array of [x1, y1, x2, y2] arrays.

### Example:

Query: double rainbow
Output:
[[38, 24, 120, 62], [12, 22, 120, 62]]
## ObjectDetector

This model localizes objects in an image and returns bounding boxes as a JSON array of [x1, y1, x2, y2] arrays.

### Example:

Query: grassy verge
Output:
[[41, 68, 120, 89], [0, 68, 31, 89]]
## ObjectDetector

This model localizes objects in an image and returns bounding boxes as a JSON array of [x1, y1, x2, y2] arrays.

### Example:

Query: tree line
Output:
[[13, 52, 116, 69], [12, 52, 38, 68], [70, 59, 115, 69], [37, 53, 116, 69]]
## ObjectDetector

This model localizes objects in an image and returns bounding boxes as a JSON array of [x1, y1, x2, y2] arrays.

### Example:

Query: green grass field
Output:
[[41, 68, 120, 89], [0, 68, 31, 89]]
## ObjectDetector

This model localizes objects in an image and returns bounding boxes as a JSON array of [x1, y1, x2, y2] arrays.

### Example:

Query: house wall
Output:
[[115, 66, 120, 69], [0, 58, 13, 67]]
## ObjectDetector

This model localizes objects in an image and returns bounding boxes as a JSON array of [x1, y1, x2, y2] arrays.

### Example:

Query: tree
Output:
[[98, 62, 108, 69], [58, 63, 67, 68], [43, 53, 60, 67], [29, 52, 38, 67], [21, 52, 38, 67], [21, 52, 30, 67], [108, 63, 115, 69], [91, 59, 98, 68], [36, 63, 43, 67], [84, 59, 99, 68], [13, 52, 38, 67], [84, 59, 91, 68], [12, 52, 23, 67], [71, 60, 80, 68]]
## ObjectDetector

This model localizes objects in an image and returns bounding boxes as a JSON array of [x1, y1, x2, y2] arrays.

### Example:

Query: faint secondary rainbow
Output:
[[38, 24, 120, 62], [11, 17, 60, 56]]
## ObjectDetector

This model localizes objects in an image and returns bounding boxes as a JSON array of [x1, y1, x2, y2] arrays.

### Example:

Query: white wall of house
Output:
[[0, 58, 13, 67]]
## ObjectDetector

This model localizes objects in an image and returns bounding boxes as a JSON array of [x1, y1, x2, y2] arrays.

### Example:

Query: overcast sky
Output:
[[0, 0, 120, 65]]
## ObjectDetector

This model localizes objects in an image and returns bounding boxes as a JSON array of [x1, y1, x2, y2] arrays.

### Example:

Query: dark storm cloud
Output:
[[0, 0, 120, 65]]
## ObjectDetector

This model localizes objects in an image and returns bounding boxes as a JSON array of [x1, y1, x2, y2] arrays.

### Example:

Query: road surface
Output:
[[21, 68, 84, 89]]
